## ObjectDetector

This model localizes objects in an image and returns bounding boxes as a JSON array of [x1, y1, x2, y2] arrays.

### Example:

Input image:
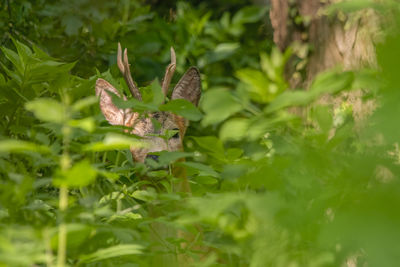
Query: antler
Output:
[[117, 43, 142, 101], [161, 47, 177, 97]]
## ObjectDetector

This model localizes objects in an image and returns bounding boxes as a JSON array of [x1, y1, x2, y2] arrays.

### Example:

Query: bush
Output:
[[1, 1, 400, 266]]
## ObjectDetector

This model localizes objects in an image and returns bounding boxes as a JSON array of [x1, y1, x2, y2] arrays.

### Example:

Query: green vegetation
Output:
[[1, 0, 400, 266]]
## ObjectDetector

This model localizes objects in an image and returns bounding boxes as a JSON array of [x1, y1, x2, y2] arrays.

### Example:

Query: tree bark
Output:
[[270, 0, 379, 85], [269, 0, 380, 123]]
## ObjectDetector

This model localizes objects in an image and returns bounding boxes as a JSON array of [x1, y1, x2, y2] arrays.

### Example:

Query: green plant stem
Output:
[[44, 228, 54, 267], [57, 185, 68, 267], [57, 120, 71, 267]]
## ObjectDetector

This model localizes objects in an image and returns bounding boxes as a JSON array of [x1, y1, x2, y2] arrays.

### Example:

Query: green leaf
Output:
[[54, 160, 97, 188], [325, 0, 382, 16], [310, 70, 354, 96], [28, 61, 76, 86], [32, 44, 54, 60], [232, 6, 268, 25], [108, 212, 142, 222], [158, 151, 193, 165], [12, 38, 32, 56], [71, 96, 98, 111], [11, 38, 32, 69], [110, 92, 158, 112], [1, 47, 23, 75], [201, 88, 243, 126], [147, 170, 169, 178], [203, 43, 240, 64], [0, 61, 22, 85], [220, 118, 250, 142], [99, 192, 125, 204], [51, 224, 92, 250], [260, 52, 276, 81], [131, 188, 157, 202], [260, 47, 291, 82], [191, 136, 225, 161], [265, 70, 354, 114], [159, 99, 203, 121], [194, 176, 218, 185], [236, 68, 281, 103], [162, 129, 179, 140], [0, 139, 51, 154], [79, 244, 144, 263], [141, 79, 164, 106], [84, 133, 147, 151], [97, 170, 120, 181], [177, 161, 219, 177], [264, 90, 310, 114], [68, 117, 95, 132], [25, 98, 67, 123], [312, 105, 333, 132]]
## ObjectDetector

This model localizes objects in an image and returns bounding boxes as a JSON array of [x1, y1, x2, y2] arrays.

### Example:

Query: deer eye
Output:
[[172, 128, 179, 139]]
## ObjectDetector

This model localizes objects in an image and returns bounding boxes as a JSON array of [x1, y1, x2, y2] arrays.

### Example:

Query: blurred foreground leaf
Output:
[[201, 88, 243, 126], [53, 160, 97, 188], [25, 98, 67, 123], [84, 133, 147, 151], [79, 244, 144, 263], [0, 139, 51, 154]]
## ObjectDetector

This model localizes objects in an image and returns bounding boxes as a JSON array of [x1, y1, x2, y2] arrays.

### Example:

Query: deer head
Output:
[[95, 43, 201, 163]]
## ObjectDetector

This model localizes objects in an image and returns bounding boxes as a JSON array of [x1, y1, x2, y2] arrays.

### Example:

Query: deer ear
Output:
[[171, 67, 201, 106], [95, 78, 130, 125]]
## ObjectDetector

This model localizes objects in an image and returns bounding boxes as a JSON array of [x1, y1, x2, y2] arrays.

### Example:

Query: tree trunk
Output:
[[270, 0, 380, 124], [270, 0, 379, 85]]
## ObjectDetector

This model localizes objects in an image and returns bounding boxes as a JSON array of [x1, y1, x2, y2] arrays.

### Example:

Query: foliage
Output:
[[1, 0, 400, 266]]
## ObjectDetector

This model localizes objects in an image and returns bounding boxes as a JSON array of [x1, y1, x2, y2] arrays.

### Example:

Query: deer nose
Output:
[[146, 154, 159, 161]]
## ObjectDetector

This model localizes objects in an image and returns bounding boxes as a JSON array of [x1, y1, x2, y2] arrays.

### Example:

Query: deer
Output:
[[95, 43, 201, 162], [95, 43, 202, 266]]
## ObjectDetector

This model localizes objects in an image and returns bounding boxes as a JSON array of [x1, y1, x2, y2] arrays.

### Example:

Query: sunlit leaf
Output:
[[131, 188, 157, 202], [108, 212, 142, 222], [236, 68, 273, 103], [220, 118, 250, 142], [0, 139, 51, 154], [68, 117, 95, 132], [25, 98, 67, 123], [71, 96, 98, 111], [54, 160, 97, 187], [84, 133, 147, 151], [79, 244, 144, 263]]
